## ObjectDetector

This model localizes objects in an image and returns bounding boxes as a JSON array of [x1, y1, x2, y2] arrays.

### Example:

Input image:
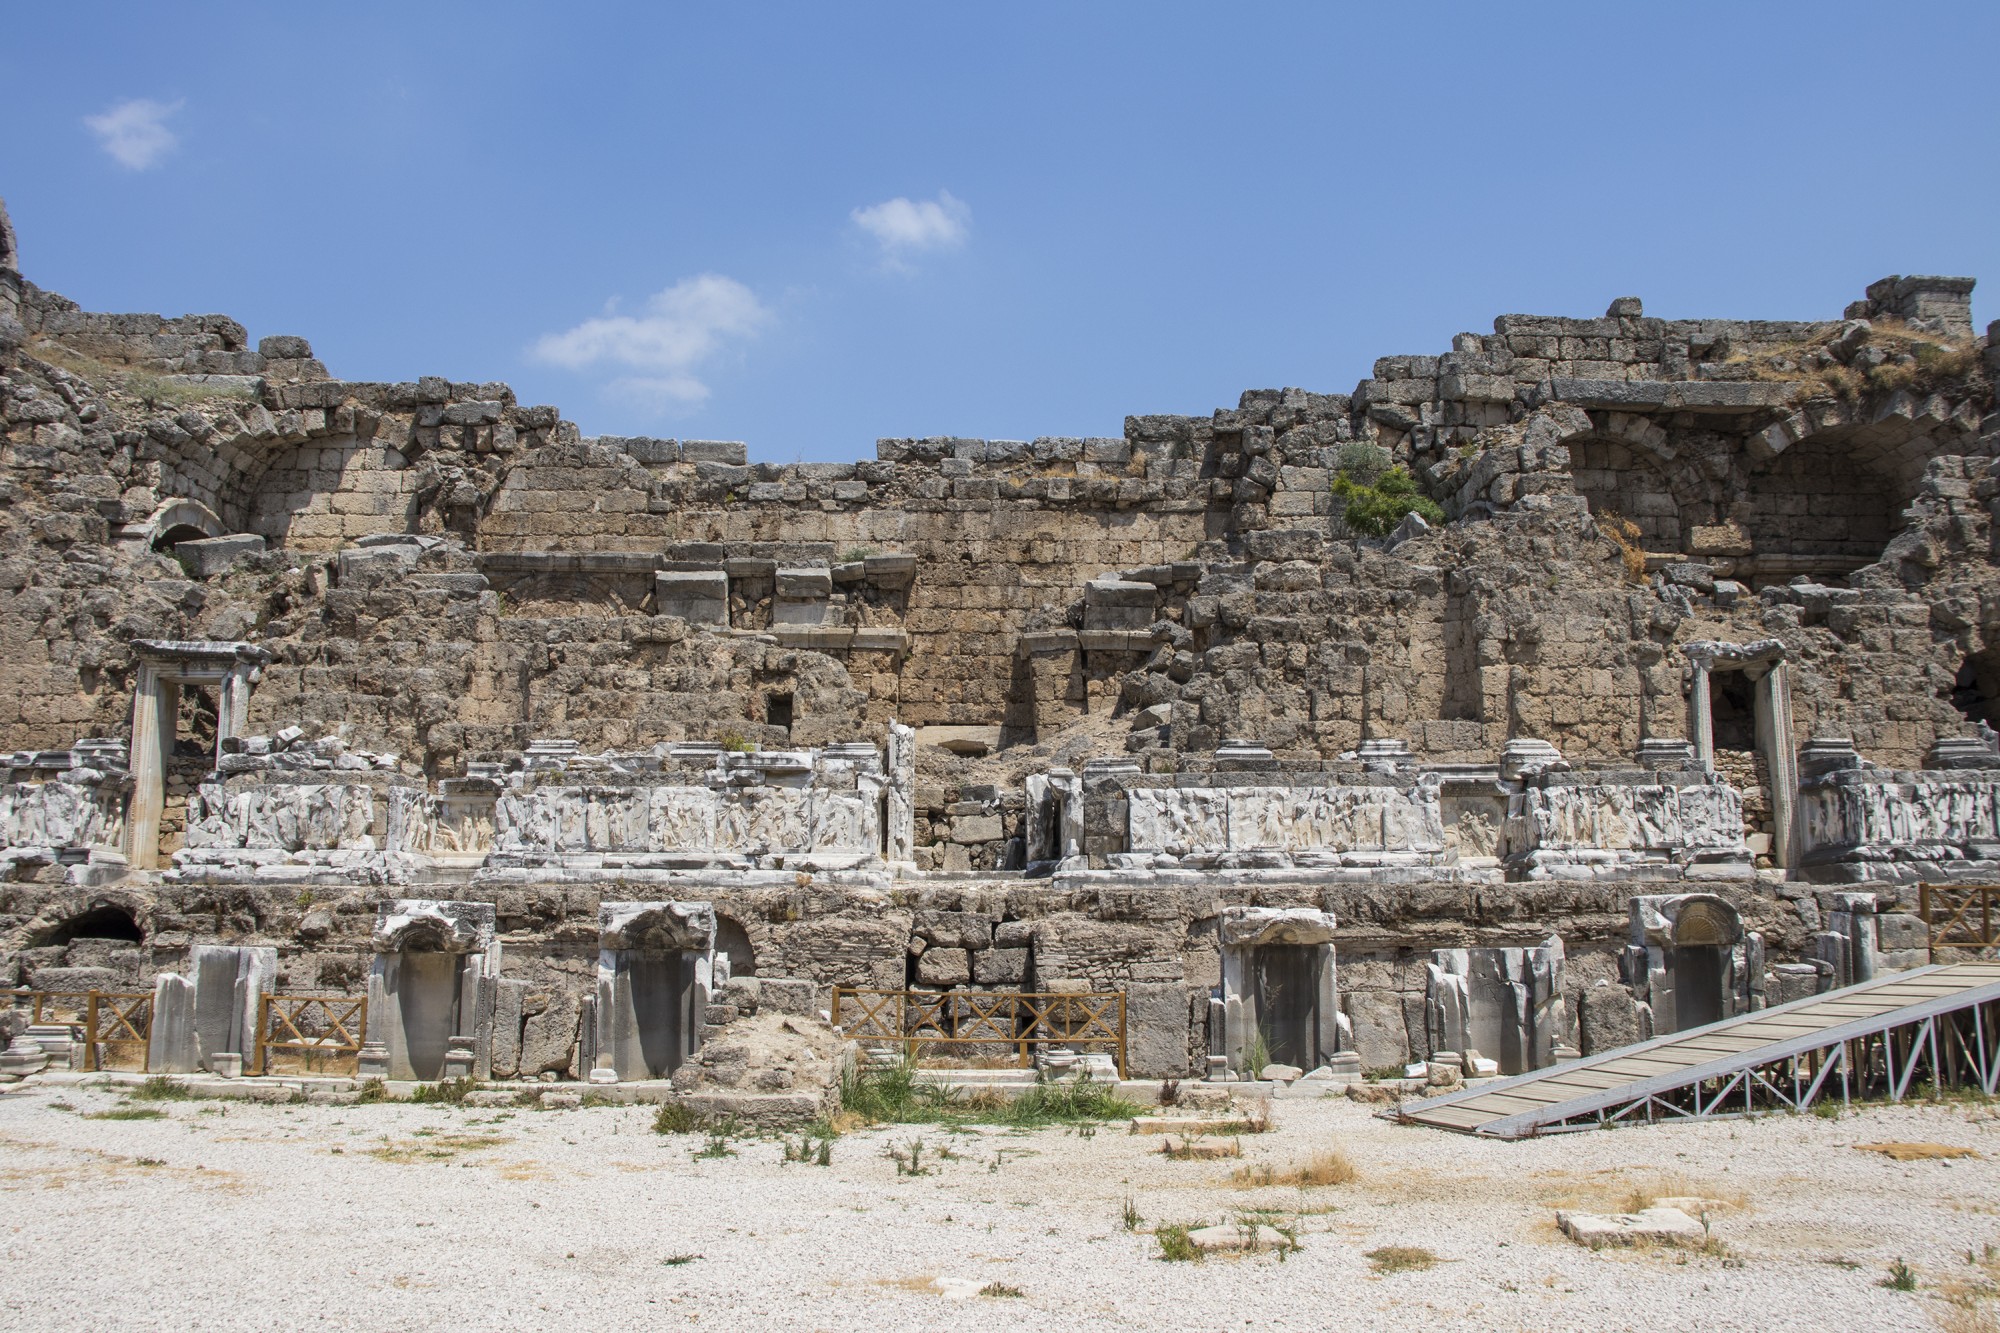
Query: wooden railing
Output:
[[831, 988, 1126, 1077], [254, 993, 368, 1074], [1921, 883, 2000, 960], [2, 989, 152, 1071]]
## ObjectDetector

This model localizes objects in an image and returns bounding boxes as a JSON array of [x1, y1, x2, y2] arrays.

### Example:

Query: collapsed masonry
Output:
[[1, 192, 1995, 1089]]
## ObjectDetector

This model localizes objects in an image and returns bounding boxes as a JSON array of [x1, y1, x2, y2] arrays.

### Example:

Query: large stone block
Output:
[[1124, 981, 1197, 1078], [1083, 578, 1156, 632], [520, 989, 581, 1077], [1341, 990, 1411, 1072], [950, 814, 1004, 844], [915, 949, 970, 986], [913, 911, 994, 950], [656, 570, 728, 624], [682, 440, 748, 465], [972, 947, 1027, 985], [491, 978, 530, 1077], [1577, 984, 1641, 1055], [174, 534, 266, 578]]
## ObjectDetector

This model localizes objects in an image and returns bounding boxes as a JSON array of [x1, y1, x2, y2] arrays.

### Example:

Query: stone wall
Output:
[[0, 200, 1994, 1083]]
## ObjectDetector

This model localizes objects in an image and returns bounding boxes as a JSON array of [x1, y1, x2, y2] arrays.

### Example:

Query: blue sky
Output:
[[5, 4, 1996, 462]]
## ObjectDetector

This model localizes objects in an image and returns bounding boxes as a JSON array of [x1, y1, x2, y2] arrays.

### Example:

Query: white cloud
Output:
[[531, 274, 770, 410], [851, 190, 970, 266], [85, 98, 183, 170]]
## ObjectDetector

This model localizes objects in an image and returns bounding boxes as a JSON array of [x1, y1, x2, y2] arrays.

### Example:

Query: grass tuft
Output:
[[409, 1077, 479, 1105], [86, 1107, 166, 1121], [1366, 1245, 1438, 1274], [1232, 1149, 1356, 1188], [131, 1076, 193, 1102], [1154, 1224, 1203, 1263], [979, 1282, 1024, 1298], [840, 1058, 1138, 1128], [653, 1102, 707, 1135]]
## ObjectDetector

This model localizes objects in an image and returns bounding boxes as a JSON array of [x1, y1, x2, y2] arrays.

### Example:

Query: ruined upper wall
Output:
[[0, 236, 1994, 790]]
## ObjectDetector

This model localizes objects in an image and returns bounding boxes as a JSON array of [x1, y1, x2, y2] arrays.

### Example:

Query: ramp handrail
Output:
[[1395, 963, 2000, 1138]]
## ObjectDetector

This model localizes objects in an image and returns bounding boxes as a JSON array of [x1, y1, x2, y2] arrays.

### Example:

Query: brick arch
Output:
[[134, 498, 223, 548]]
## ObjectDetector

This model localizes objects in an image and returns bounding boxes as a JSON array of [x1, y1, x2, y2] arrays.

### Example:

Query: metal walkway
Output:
[[1393, 961, 2000, 1138]]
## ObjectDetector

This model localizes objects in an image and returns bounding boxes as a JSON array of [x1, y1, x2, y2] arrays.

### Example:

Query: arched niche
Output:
[[1567, 437, 1686, 552], [595, 902, 717, 1082], [135, 499, 223, 551], [30, 902, 144, 947], [1742, 433, 1898, 584], [1952, 648, 2000, 730], [714, 914, 757, 978]]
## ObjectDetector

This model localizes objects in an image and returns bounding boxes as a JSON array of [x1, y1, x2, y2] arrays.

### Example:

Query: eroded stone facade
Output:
[[2, 192, 1997, 1081]]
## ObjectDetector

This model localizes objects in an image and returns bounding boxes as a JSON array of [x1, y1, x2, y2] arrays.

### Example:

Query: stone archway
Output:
[[126, 498, 224, 552]]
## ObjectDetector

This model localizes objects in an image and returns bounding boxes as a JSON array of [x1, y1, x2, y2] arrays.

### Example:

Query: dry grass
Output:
[[1936, 1306, 2000, 1333], [1594, 510, 1649, 580], [366, 1133, 509, 1164], [1231, 1149, 1357, 1189], [1714, 317, 1987, 403], [26, 340, 257, 409], [1856, 1142, 1982, 1162]]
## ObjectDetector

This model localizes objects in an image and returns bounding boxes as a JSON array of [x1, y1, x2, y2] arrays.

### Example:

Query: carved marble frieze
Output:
[[1797, 772, 2000, 868], [182, 782, 378, 852], [1126, 780, 1447, 866], [0, 780, 127, 851], [1504, 781, 1749, 880]]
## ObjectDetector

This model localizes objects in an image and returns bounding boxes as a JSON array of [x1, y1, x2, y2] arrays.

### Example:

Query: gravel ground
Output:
[[2, 1079, 1996, 1332]]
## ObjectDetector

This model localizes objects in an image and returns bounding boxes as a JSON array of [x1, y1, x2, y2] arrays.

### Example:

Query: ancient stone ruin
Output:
[[1, 190, 1994, 1097]]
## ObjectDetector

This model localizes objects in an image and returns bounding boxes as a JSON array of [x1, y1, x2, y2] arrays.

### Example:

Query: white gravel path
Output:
[[1, 1080, 1995, 1332]]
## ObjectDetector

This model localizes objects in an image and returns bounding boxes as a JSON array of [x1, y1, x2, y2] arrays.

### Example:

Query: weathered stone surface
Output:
[[520, 988, 581, 1078], [0, 238, 1990, 1088]]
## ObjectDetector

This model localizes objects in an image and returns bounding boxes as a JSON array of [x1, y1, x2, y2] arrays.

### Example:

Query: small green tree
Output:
[[1332, 464, 1445, 536]]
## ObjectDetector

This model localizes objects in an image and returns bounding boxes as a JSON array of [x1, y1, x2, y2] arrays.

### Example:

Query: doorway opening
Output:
[[1253, 942, 1325, 1070]]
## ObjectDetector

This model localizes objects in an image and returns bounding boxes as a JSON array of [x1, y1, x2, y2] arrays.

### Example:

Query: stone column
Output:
[[885, 720, 916, 864], [1688, 659, 1714, 770], [218, 664, 256, 762], [125, 665, 176, 870], [1756, 660, 1799, 869]]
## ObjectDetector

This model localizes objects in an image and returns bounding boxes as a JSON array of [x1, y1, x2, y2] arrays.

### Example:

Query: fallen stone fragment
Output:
[[1556, 1207, 1705, 1249], [1185, 1223, 1292, 1254], [1130, 1114, 1254, 1136]]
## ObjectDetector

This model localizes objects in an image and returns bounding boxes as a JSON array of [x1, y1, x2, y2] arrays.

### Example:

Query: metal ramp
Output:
[[1393, 961, 2000, 1138]]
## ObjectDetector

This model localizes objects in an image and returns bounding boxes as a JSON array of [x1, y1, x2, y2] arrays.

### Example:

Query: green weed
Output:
[[131, 1076, 193, 1102]]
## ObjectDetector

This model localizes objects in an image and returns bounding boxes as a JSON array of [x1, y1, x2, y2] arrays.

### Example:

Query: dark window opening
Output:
[[714, 916, 757, 978], [1709, 671, 1757, 752], [176, 686, 219, 759], [152, 523, 212, 553], [32, 904, 144, 946], [1952, 655, 2000, 730], [765, 692, 793, 733]]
